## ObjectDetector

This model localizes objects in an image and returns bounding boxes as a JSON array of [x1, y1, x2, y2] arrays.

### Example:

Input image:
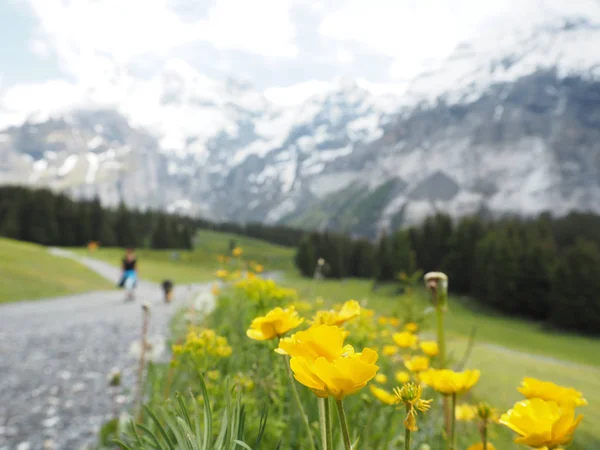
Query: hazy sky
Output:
[[1, 0, 599, 106]]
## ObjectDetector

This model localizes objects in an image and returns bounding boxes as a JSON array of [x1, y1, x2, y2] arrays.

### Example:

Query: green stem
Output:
[[336, 399, 352, 450], [381, 408, 394, 450], [482, 420, 488, 450], [325, 397, 333, 450], [436, 305, 446, 369], [450, 393, 457, 450], [318, 398, 328, 450], [404, 405, 412, 450], [285, 357, 317, 450]]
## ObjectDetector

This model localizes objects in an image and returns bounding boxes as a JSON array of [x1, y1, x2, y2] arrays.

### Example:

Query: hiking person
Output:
[[118, 248, 138, 301], [162, 279, 174, 303]]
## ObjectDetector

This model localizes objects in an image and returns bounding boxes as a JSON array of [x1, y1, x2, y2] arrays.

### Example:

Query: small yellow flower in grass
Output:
[[253, 263, 264, 273], [216, 255, 226, 263], [276, 325, 352, 360], [419, 369, 480, 395], [518, 377, 587, 407], [290, 348, 379, 399], [394, 383, 432, 431], [211, 283, 220, 296], [312, 300, 361, 326], [467, 443, 496, 450], [389, 317, 400, 327], [378, 316, 389, 325], [395, 371, 411, 384], [404, 322, 418, 333], [393, 331, 418, 349], [216, 269, 229, 279], [382, 345, 398, 356], [500, 398, 583, 448], [246, 306, 304, 340], [455, 403, 477, 421], [207, 370, 220, 381], [419, 341, 439, 357], [404, 355, 430, 373], [232, 247, 243, 257], [370, 385, 399, 405], [380, 329, 391, 337], [375, 374, 388, 384]]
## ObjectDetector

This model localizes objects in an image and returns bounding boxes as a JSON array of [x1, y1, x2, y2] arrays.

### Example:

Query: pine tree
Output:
[[295, 235, 316, 277], [151, 215, 171, 249], [349, 239, 376, 278], [114, 202, 137, 248], [374, 233, 395, 281], [550, 238, 600, 334]]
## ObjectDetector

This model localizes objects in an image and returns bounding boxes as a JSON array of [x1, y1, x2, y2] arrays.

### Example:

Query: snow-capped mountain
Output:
[[2, 8, 600, 236]]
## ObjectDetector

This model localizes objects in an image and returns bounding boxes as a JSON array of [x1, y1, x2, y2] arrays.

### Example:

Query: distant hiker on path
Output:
[[162, 279, 174, 303], [118, 248, 138, 301]]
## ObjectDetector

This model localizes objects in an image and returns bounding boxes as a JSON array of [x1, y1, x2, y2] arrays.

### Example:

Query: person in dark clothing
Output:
[[162, 280, 174, 303], [118, 248, 138, 301]]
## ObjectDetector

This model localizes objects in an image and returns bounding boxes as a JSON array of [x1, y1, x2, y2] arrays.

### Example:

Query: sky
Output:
[[1, 0, 599, 114]]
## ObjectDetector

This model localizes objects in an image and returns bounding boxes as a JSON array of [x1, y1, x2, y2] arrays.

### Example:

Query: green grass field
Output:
[[0, 237, 112, 303], [70, 230, 296, 284]]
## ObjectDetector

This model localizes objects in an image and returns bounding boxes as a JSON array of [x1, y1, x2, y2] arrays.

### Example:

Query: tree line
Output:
[[295, 212, 600, 334], [0, 186, 304, 250]]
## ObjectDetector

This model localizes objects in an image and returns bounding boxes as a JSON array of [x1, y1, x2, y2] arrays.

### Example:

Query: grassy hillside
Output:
[[71, 229, 296, 284], [0, 237, 112, 303]]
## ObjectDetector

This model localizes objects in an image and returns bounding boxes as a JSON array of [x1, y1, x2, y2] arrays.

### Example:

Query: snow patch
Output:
[[85, 153, 99, 184], [87, 136, 104, 150]]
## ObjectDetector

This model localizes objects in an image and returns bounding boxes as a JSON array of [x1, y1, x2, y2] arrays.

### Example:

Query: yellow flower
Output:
[[518, 377, 587, 407], [380, 329, 391, 337], [389, 317, 400, 327], [500, 398, 583, 448], [404, 355, 430, 373], [467, 443, 496, 450], [216, 269, 229, 279], [404, 322, 418, 333], [312, 300, 361, 326], [211, 283, 220, 296], [375, 374, 388, 384], [455, 403, 478, 421], [383, 345, 398, 356], [378, 316, 389, 325], [395, 371, 411, 384], [370, 385, 399, 405], [276, 325, 352, 361], [419, 341, 439, 357], [394, 383, 432, 431], [207, 370, 220, 381], [253, 263, 264, 273], [246, 306, 304, 340], [393, 331, 418, 349], [232, 247, 243, 257], [419, 369, 480, 395], [290, 348, 379, 399], [216, 255, 226, 263]]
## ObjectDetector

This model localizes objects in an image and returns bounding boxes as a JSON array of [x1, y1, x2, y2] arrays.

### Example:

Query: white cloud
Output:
[[319, 0, 600, 80], [336, 49, 354, 64], [26, 0, 297, 84], [196, 0, 298, 58]]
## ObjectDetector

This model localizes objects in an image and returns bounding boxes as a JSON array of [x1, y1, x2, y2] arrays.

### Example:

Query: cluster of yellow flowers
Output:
[[238, 270, 588, 450], [235, 276, 297, 305], [172, 328, 233, 361]]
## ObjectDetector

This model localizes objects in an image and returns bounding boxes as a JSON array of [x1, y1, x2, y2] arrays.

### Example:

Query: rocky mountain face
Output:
[[2, 16, 600, 236]]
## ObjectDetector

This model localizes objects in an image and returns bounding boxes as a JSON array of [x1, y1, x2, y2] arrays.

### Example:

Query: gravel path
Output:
[[0, 250, 213, 450]]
